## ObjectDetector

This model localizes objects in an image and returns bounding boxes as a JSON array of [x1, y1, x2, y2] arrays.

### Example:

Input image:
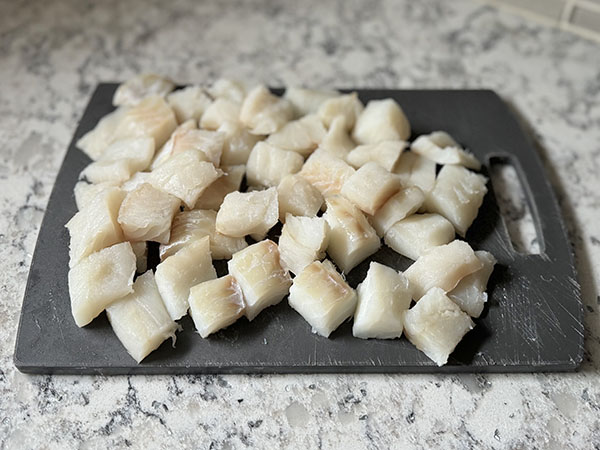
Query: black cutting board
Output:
[[14, 84, 584, 374]]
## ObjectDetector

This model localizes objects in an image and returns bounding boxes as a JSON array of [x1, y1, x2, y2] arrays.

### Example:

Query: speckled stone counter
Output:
[[1, 0, 599, 448]]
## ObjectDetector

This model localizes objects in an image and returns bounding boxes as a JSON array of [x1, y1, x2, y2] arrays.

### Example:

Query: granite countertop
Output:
[[1, 0, 599, 448]]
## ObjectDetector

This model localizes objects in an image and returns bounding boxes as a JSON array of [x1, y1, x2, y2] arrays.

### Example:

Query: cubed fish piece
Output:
[[393, 151, 436, 193], [159, 209, 247, 260], [411, 131, 481, 170], [288, 260, 357, 337], [317, 92, 364, 130], [218, 120, 264, 165], [150, 119, 197, 170], [208, 78, 248, 103], [65, 186, 125, 267], [189, 275, 246, 338], [240, 85, 293, 135], [117, 183, 180, 244], [149, 149, 222, 208], [121, 172, 152, 192], [284, 87, 339, 117], [155, 236, 217, 320], [68, 242, 136, 327], [323, 195, 380, 273], [319, 116, 356, 159], [347, 140, 407, 171], [80, 137, 155, 184], [76, 106, 128, 160], [200, 98, 242, 130], [370, 186, 425, 236], [266, 114, 326, 157], [352, 262, 412, 339], [228, 240, 292, 321], [113, 73, 175, 106], [352, 98, 411, 144], [277, 174, 323, 221], [404, 240, 483, 300], [153, 127, 224, 168], [167, 85, 212, 123], [215, 188, 278, 238], [384, 214, 455, 261], [279, 214, 330, 275], [113, 95, 178, 149], [73, 181, 119, 211], [341, 162, 402, 215], [106, 271, 178, 363], [194, 165, 245, 211], [299, 149, 355, 197], [131, 241, 148, 273], [424, 164, 488, 236], [448, 250, 496, 318], [246, 141, 304, 188], [403, 287, 474, 366]]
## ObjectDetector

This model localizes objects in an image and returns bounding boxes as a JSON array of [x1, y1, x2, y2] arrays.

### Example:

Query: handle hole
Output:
[[488, 156, 542, 255]]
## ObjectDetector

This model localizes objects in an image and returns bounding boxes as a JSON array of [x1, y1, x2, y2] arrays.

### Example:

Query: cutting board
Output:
[[14, 84, 584, 374]]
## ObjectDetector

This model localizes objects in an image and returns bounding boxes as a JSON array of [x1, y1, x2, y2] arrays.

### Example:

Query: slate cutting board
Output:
[[14, 84, 584, 374]]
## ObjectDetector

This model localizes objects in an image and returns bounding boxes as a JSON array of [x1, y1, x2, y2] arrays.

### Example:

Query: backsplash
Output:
[[479, 0, 600, 41]]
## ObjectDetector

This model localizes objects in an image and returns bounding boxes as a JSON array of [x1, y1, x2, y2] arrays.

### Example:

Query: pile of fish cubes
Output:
[[67, 74, 495, 366]]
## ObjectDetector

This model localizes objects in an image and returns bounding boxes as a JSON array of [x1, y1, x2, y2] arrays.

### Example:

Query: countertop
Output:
[[1, 0, 599, 448]]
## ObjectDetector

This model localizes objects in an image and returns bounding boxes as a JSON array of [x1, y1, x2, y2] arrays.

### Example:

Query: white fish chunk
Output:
[[68, 242, 135, 327], [121, 172, 152, 192], [319, 116, 356, 159], [384, 213, 455, 261], [240, 85, 294, 135], [288, 260, 357, 337], [411, 131, 481, 170], [189, 275, 246, 338], [159, 209, 247, 261], [65, 186, 125, 267], [299, 149, 355, 197], [167, 85, 212, 123], [200, 98, 241, 130], [208, 78, 248, 103], [218, 120, 264, 165], [153, 126, 224, 168], [246, 141, 304, 188], [347, 140, 407, 171], [131, 241, 148, 273], [106, 271, 178, 363], [403, 287, 474, 366], [323, 195, 380, 273], [424, 164, 488, 236], [352, 262, 412, 339], [317, 92, 364, 130], [216, 188, 278, 238], [341, 162, 402, 215], [228, 240, 292, 321], [155, 236, 217, 320], [284, 87, 339, 117], [117, 183, 180, 244], [80, 137, 155, 184], [448, 250, 496, 318], [76, 106, 128, 160], [393, 151, 436, 193], [279, 214, 329, 275], [404, 240, 484, 300], [113, 96, 178, 149], [352, 98, 411, 144], [277, 174, 323, 221], [150, 119, 197, 170], [266, 114, 326, 157], [149, 149, 223, 208], [370, 186, 425, 236], [194, 164, 245, 211], [73, 181, 119, 211], [113, 73, 175, 106]]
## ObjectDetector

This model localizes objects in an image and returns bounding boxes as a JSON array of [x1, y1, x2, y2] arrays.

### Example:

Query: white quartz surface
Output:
[[1, 0, 599, 448]]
